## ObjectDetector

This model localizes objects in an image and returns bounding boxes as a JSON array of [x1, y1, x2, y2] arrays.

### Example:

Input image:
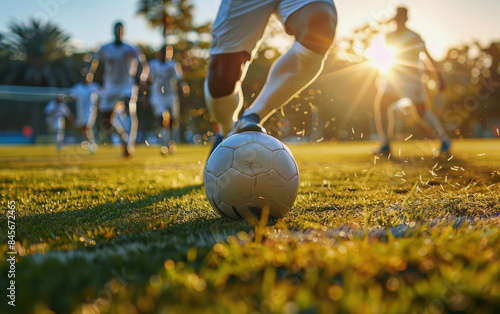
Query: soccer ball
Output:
[[204, 132, 299, 221]]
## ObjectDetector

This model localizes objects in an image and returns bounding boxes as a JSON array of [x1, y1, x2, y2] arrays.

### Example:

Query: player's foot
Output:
[[226, 114, 266, 138], [168, 140, 177, 154], [440, 138, 452, 154], [121, 143, 130, 158], [373, 143, 391, 156], [208, 134, 224, 157], [89, 143, 98, 154], [160, 146, 169, 155]]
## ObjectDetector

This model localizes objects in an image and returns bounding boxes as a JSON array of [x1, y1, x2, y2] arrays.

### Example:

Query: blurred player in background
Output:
[[205, 0, 337, 154], [69, 75, 100, 153], [148, 45, 190, 154], [373, 7, 452, 155], [44, 94, 74, 151], [87, 21, 149, 157]]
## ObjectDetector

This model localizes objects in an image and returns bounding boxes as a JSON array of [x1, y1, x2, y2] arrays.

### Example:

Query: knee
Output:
[[288, 3, 337, 54], [207, 52, 249, 98], [207, 71, 239, 98], [415, 103, 426, 117]]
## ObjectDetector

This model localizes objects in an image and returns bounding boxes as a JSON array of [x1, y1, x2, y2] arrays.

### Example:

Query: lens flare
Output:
[[366, 35, 396, 74]]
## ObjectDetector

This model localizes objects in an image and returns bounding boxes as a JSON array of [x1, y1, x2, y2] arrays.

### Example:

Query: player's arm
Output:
[[44, 102, 55, 115], [86, 50, 101, 84], [423, 46, 446, 91], [175, 62, 190, 97], [132, 47, 149, 83], [146, 60, 155, 85], [138, 53, 149, 82]]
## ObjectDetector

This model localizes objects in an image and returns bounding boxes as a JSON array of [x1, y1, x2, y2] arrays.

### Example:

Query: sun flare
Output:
[[366, 34, 397, 74]]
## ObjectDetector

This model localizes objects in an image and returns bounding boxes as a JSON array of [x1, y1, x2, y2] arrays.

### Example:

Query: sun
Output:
[[365, 34, 397, 74]]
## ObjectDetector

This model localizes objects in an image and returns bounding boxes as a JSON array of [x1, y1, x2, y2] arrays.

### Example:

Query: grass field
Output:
[[1, 139, 499, 313]]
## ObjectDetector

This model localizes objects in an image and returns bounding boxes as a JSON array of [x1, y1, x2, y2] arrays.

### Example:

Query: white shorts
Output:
[[377, 76, 425, 104], [100, 83, 133, 112], [211, 0, 336, 57], [149, 94, 180, 118], [46, 117, 65, 132]]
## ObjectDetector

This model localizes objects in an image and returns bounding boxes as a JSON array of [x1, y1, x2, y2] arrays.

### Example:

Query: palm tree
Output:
[[0, 19, 78, 87], [136, 0, 196, 46]]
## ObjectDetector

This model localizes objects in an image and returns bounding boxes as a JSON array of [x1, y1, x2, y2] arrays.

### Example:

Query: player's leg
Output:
[[205, 51, 249, 135], [413, 103, 452, 153], [99, 110, 113, 142], [99, 90, 129, 149], [169, 98, 180, 153], [126, 85, 140, 156], [374, 90, 399, 154], [160, 110, 170, 148], [56, 117, 66, 151], [150, 95, 170, 153], [110, 101, 131, 157], [110, 102, 129, 141], [205, 52, 250, 155], [233, 1, 337, 132], [86, 105, 98, 153], [205, 0, 276, 154]]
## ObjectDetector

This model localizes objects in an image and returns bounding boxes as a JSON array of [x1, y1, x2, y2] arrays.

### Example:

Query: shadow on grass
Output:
[[8, 184, 243, 246], [4, 183, 251, 314]]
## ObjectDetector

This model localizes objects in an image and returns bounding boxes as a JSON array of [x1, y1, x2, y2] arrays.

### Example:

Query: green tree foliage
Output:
[[136, 0, 198, 43], [0, 33, 8, 64], [0, 19, 78, 87]]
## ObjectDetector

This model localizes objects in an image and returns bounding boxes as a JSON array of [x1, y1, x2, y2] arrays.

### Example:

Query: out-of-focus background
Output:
[[0, 0, 499, 146]]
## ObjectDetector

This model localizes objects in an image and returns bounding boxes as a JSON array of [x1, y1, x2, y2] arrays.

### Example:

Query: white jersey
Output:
[[70, 82, 99, 127], [44, 101, 72, 130], [379, 29, 426, 103], [386, 29, 425, 84], [148, 58, 183, 98], [44, 101, 72, 119], [96, 42, 140, 88]]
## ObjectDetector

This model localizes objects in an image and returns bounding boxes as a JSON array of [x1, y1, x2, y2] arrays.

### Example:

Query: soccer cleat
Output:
[[160, 146, 169, 155], [89, 143, 98, 154], [373, 143, 391, 155], [226, 114, 266, 138], [208, 134, 224, 157], [440, 139, 452, 154], [122, 143, 131, 158], [168, 140, 177, 154], [208, 114, 265, 157]]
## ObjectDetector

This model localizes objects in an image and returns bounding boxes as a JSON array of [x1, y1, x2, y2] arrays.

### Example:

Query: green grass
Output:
[[0, 139, 499, 313]]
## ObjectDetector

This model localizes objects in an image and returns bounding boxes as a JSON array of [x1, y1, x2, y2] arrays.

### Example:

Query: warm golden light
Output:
[[366, 35, 396, 74]]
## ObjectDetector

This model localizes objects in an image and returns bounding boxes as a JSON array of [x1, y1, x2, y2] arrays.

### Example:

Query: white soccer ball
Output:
[[204, 132, 299, 221]]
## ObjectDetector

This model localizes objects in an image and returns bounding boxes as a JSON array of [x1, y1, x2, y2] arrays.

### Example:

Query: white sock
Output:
[[56, 117, 65, 148], [204, 79, 243, 136], [56, 129, 64, 146], [423, 111, 450, 142], [244, 41, 326, 123]]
